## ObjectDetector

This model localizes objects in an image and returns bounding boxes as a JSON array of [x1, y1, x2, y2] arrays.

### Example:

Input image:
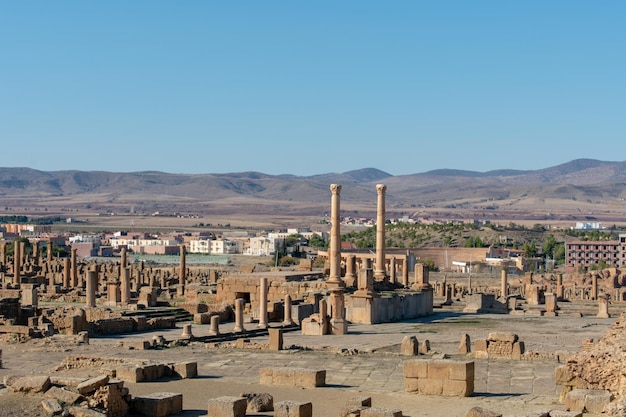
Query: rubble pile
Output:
[[555, 309, 626, 414]]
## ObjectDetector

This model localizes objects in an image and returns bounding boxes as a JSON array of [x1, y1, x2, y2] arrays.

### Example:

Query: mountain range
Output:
[[2, 159, 626, 222]]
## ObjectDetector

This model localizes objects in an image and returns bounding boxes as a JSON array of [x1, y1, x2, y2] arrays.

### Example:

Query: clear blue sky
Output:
[[1, 2, 625, 176]]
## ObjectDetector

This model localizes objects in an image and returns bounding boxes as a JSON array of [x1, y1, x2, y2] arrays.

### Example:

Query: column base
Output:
[[330, 318, 348, 335]]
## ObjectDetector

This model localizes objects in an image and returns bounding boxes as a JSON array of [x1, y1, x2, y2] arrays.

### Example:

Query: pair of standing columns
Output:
[[328, 183, 388, 284]]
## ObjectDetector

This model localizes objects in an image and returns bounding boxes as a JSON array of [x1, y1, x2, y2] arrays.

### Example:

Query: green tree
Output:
[[418, 259, 438, 272], [543, 234, 557, 258], [6, 237, 32, 257], [285, 234, 302, 246], [308, 234, 328, 249], [464, 236, 485, 248], [522, 242, 538, 258], [554, 243, 566, 264]]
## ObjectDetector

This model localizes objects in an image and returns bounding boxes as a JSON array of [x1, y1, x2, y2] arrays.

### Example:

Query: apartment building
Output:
[[188, 238, 238, 254], [246, 236, 284, 256], [565, 236, 626, 273], [109, 237, 179, 255]]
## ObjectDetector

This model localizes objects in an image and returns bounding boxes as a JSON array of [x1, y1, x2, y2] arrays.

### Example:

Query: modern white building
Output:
[[189, 239, 238, 254], [109, 237, 178, 250], [246, 236, 284, 256]]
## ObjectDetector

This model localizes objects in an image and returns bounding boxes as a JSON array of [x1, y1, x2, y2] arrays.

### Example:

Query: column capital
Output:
[[376, 184, 387, 194], [330, 183, 342, 194]]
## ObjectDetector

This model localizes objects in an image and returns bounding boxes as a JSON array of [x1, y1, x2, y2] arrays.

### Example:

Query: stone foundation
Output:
[[131, 392, 183, 417], [260, 367, 326, 388], [474, 333, 525, 360], [404, 359, 474, 397], [207, 396, 247, 417], [346, 291, 433, 324]]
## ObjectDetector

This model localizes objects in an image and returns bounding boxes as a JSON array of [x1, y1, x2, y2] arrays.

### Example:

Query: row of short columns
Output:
[[343, 254, 410, 287]]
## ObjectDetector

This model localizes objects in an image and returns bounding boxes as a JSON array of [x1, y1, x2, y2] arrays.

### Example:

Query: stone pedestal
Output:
[[329, 289, 347, 335], [301, 299, 328, 336], [209, 315, 220, 335], [344, 255, 357, 288], [106, 281, 121, 306], [597, 295, 610, 318], [21, 283, 38, 308], [545, 293, 558, 316], [269, 328, 283, 351], [355, 267, 375, 298], [181, 324, 194, 340], [412, 263, 431, 291]]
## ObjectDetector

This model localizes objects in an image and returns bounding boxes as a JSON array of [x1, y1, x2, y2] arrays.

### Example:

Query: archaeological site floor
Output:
[[0, 302, 618, 417]]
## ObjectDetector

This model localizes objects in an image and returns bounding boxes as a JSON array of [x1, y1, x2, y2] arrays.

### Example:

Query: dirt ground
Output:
[[0, 304, 618, 417]]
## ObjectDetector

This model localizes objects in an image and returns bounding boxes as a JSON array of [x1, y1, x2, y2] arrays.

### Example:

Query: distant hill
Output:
[[2, 159, 626, 222]]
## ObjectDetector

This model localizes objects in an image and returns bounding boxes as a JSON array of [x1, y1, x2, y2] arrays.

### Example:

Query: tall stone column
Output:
[[121, 267, 131, 304], [501, 269, 508, 298], [374, 184, 387, 281], [283, 294, 294, 326], [233, 298, 245, 332], [19, 241, 26, 267], [32, 240, 39, 265], [86, 269, 97, 308], [258, 277, 268, 329], [46, 240, 53, 264], [318, 298, 328, 334], [402, 257, 409, 287], [0, 241, 6, 267], [591, 273, 598, 300], [556, 273, 564, 300], [327, 184, 344, 288], [71, 249, 78, 288], [390, 256, 397, 284], [179, 245, 186, 286], [13, 240, 21, 285], [120, 247, 127, 270], [63, 258, 71, 288]]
